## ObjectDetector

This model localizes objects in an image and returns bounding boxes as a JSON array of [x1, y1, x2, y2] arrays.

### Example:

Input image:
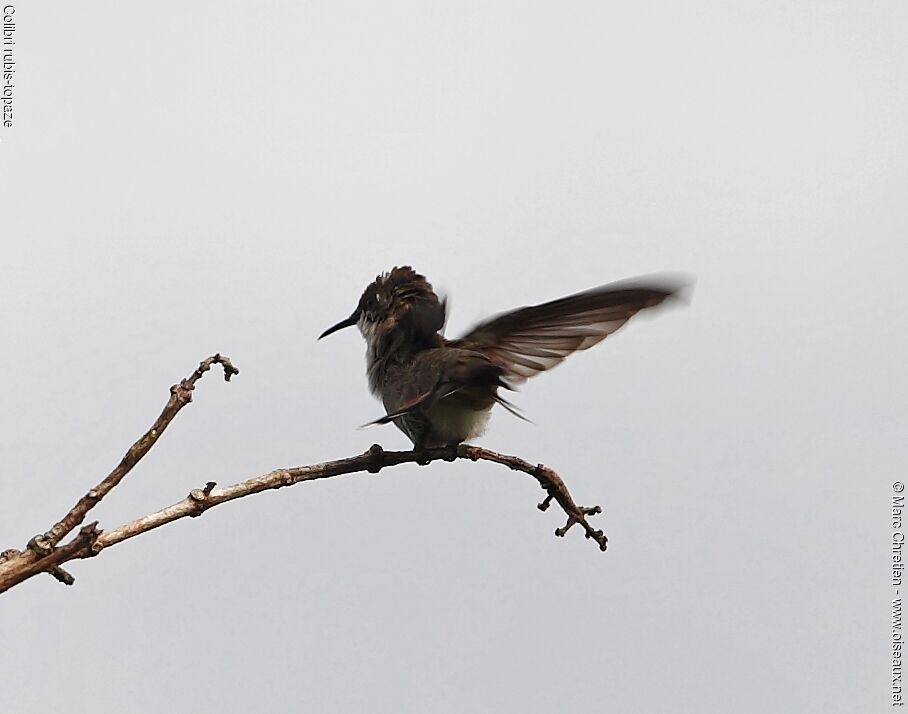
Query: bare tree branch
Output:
[[1, 355, 238, 592], [92, 443, 607, 552], [0, 355, 607, 595]]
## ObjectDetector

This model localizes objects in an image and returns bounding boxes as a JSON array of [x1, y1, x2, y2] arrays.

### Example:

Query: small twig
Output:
[[5, 354, 238, 588], [47, 566, 76, 586], [457, 446, 608, 551], [41, 354, 238, 548]]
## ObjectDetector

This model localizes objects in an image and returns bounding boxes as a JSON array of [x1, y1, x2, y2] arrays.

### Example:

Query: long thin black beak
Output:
[[318, 312, 359, 340]]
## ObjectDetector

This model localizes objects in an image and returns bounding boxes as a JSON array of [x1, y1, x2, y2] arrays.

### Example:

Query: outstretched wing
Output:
[[450, 275, 686, 384]]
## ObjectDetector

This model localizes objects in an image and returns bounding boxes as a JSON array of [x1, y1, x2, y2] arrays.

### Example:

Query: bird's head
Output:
[[319, 266, 446, 355]]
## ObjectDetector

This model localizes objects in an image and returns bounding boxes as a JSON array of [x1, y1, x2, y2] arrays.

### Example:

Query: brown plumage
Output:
[[319, 267, 687, 447]]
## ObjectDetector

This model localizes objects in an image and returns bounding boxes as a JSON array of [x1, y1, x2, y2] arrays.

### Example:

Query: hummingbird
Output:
[[319, 267, 685, 448]]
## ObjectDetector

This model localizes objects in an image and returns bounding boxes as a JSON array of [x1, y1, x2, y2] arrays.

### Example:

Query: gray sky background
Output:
[[1, 2, 905, 712]]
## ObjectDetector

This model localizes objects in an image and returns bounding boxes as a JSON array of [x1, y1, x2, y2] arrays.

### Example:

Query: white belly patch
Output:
[[425, 401, 492, 444]]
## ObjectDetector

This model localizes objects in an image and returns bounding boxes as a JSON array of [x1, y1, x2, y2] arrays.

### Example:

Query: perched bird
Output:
[[319, 267, 685, 448]]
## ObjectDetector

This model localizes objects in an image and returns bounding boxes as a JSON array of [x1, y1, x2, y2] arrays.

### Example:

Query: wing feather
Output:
[[451, 275, 686, 384]]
